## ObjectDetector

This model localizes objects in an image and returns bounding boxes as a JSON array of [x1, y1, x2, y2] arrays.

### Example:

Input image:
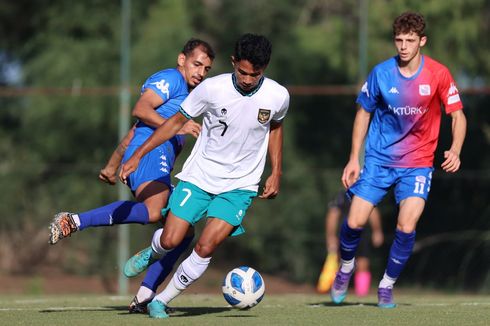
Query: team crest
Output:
[[419, 84, 431, 96], [257, 108, 271, 124]]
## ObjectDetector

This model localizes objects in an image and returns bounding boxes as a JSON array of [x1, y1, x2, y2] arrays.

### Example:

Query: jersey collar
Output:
[[232, 73, 264, 97]]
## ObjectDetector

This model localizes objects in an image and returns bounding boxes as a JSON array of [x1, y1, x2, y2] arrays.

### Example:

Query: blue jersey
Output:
[[122, 68, 189, 191], [357, 55, 462, 167], [131, 68, 188, 147]]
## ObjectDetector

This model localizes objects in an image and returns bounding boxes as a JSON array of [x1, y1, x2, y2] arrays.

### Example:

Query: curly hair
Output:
[[233, 33, 272, 69], [182, 38, 215, 60], [393, 12, 426, 37]]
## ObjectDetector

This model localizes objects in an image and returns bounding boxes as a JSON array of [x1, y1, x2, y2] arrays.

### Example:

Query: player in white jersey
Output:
[[119, 33, 290, 319]]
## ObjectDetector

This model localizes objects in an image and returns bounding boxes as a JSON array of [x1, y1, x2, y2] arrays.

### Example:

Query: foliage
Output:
[[0, 0, 488, 291]]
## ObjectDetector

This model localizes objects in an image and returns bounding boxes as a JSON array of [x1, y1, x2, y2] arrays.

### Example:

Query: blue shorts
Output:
[[163, 181, 257, 237], [122, 138, 180, 192], [347, 162, 434, 205]]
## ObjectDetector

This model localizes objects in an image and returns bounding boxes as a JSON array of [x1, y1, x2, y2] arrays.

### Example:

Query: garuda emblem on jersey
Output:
[[257, 109, 271, 124]]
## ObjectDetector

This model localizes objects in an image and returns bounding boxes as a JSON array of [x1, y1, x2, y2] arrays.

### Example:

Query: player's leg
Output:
[[148, 188, 256, 318], [124, 181, 209, 278], [49, 145, 171, 244], [332, 163, 390, 303], [124, 214, 191, 277], [148, 218, 233, 318], [378, 196, 425, 308], [129, 226, 195, 313], [331, 196, 373, 303], [377, 167, 432, 308]]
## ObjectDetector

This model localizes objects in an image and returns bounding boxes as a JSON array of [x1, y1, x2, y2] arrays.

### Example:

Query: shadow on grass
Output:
[[310, 301, 379, 307], [309, 301, 411, 308]]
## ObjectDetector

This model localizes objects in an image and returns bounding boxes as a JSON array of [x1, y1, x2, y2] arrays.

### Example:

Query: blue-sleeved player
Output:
[[331, 12, 466, 308], [48, 39, 215, 313]]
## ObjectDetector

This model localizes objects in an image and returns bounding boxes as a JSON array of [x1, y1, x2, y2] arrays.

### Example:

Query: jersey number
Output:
[[413, 182, 425, 194], [179, 188, 192, 207], [218, 120, 228, 136]]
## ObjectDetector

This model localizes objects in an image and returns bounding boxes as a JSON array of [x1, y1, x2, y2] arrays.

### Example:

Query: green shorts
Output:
[[162, 180, 257, 236]]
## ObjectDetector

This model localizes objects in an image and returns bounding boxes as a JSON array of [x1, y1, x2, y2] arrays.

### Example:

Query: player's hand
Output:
[[259, 174, 280, 199], [441, 150, 461, 173], [177, 119, 201, 138], [119, 156, 140, 184], [341, 159, 360, 189], [98, 166, 118, 185]]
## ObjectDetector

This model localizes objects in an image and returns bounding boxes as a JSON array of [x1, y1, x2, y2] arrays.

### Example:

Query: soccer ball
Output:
[[222, 266, 265, 309]]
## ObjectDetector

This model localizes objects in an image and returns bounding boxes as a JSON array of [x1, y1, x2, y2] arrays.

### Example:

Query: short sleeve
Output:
[[356, 69, 380, 113], [272, 91, 290, 122], [180, 80, 210, 118], [141, 70, 181, 103], [437, 68, 463, 114]]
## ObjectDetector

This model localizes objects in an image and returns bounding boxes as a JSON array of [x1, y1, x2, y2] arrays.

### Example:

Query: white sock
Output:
[[154, 249, 211, 305], [135, 285, 155, 303], [151, 228, 172, 258], [340, 258, 355, 273], [71, 214, 81, 228], [379, 272, 397, 289]]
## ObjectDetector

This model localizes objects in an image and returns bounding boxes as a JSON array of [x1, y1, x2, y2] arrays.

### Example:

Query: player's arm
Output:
[[133, 88, 201, 138], [441, 109, 466, 173], [326, 206, 341, 253], [98, 124, 136, 185], [367, 207, 384, 248], [341, 106, 371, 188], [119, 112, 189, 182], [132, 89, 166, 127], [259, 120, 283, 199]]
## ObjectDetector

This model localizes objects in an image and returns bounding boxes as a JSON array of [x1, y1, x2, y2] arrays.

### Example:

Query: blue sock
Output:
[[386, 229, 416, 279], [142, 234, 194, 291], [78, 201, 149, 230], [339, 219, 363, 261]]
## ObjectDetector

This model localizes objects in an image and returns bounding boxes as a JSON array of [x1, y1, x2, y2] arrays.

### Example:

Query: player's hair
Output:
[[233, 33, 272, 69], [182, 38, 216, 60], [393, 12, 426, 37]]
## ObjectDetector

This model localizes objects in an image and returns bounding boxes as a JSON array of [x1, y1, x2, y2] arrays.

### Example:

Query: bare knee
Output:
[[147, 209, 163, 223], [396, 223, 416, 233], [160, 233, 181, 250], [194, 241, 216, 258]]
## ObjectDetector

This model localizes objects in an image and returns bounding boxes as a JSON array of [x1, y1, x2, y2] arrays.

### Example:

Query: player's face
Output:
[[232, 58, 265, 92], [394, 32, 427, 64], [179, 47, 213, 89]]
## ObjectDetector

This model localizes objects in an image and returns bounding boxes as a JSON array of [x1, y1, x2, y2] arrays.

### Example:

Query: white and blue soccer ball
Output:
[[222, 266, 265, 309]]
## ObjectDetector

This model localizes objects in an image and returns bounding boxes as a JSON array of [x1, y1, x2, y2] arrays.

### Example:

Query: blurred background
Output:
[[0, 0, 488, 294]]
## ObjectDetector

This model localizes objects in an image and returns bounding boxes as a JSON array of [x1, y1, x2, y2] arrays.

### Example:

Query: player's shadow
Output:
[[107, 305, 238, 317], [310, 301, 379, 307]]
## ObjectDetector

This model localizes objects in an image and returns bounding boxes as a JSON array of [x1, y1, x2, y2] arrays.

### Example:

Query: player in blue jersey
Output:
[[331, 12, 466, 308], [119, 33, 289, 319], [48, 39, 215, 312]]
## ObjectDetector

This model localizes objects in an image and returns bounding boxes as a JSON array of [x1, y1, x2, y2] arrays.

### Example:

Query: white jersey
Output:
[[175, 73, 290, 194]]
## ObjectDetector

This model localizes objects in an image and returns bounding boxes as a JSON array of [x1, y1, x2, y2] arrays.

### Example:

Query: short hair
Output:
[[233, 33, 272, 69], [393, 12, 426, 37], [182, 38, 215, 60]]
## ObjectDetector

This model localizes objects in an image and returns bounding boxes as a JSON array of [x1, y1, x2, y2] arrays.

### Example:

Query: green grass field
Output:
[[1, 292, 489, 326]]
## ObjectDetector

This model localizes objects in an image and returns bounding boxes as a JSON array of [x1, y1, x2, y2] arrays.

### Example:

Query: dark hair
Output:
[[393, 12, 426, 37], [233, 33, 272, 69], [182, 38, 215, 60]]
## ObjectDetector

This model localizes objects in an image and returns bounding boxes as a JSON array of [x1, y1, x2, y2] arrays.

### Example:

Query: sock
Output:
[[340, 258, 355, 273], [142, 234, 194, 292], [354, 271, 371, 296], [339, 219, 363, 262], [154, 249, 211, 305], [379, 272, 397, 289], [78, 201, 149, 230], [135, 286, 155, 303], [385, 229, 416, 280], [151, 228, 173, 257]]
